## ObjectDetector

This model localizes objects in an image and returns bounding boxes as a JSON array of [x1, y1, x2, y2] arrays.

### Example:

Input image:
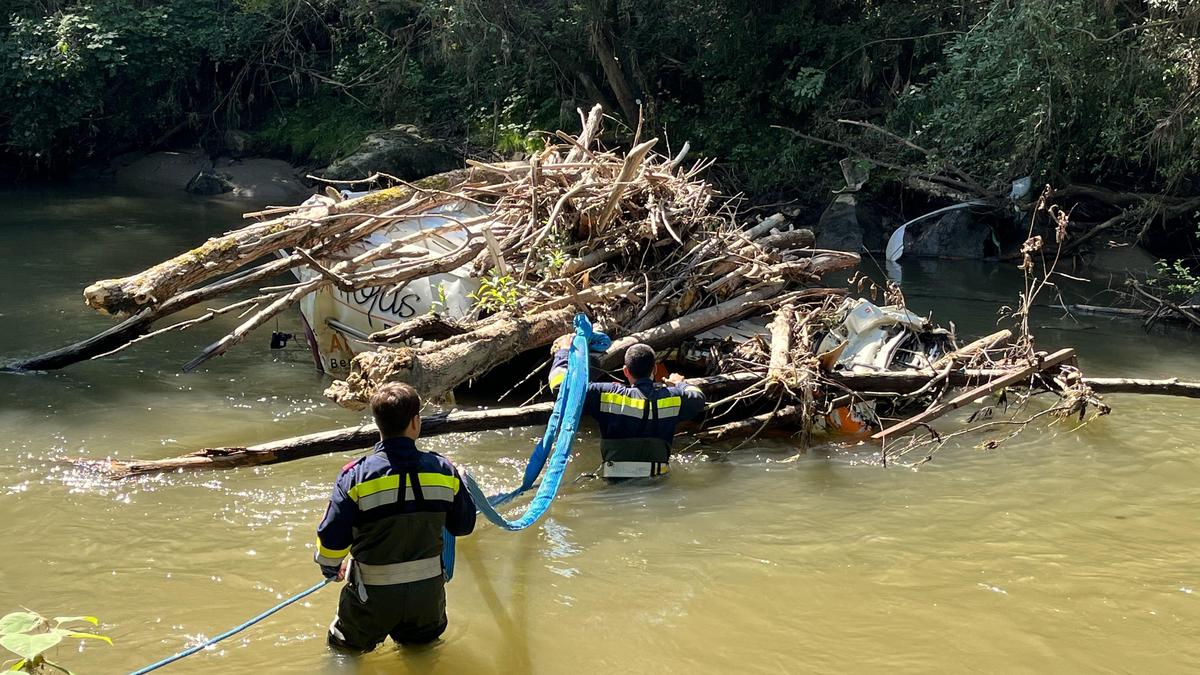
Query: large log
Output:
[[10, 253, 307, 370], [96, 404, 554, 478], [828, 370, 1200, 399], [94, 372, 761, 477], [602, 285, 846, 370], [872, 348, 1077, 440], [1083, 377, 1200, 399], [82, 169, 476, 316], [930, 329, 1012, 369], [766, 303, 795, 391]]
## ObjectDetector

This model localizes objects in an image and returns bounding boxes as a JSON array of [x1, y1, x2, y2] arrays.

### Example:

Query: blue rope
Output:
[[442, 313, 606, 578], [131, 313, 603, 668], [128, 578, 332, 674]]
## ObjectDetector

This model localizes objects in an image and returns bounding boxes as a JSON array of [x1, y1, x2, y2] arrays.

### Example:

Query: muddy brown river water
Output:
[[1, 186, 1198, 673]]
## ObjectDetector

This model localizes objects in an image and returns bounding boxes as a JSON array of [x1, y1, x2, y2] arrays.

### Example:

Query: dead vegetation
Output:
[[12, 108, 1199, 478]]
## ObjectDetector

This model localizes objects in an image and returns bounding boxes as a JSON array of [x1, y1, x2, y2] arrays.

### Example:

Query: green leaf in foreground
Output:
[[0, 631, 63, 660], [0, 614, 39, 636]]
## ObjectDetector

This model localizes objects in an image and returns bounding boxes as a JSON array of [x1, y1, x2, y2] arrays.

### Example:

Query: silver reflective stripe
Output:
[[598, 402, 647, 418], [602, 461, 669, 478], [358, 487, 454, 511], [355, 556, 443, 585], [656, 405, 680, 419], [358, 488, 399, 511], [419, 485, 455, 503], [315, 553, 345, 566]]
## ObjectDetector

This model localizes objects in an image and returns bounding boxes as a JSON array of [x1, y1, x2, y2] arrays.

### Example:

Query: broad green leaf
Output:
[[66, 632, 111, 646], [51, 617, 97, 627], [0, 632, 63, 660], [0, 615, 39, 636]]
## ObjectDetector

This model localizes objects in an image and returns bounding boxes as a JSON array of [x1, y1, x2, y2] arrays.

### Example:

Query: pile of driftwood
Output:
[[16, 106, 857, 398], [10, 107, 1197, 477]]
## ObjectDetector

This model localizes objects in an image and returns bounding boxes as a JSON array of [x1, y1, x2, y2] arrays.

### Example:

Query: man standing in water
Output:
[[548, 338, 706, 479], [315, 382, 476, 652]]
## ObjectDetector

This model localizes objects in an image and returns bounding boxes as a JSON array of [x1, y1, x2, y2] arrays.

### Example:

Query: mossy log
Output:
[[82, 169, 475, 317]]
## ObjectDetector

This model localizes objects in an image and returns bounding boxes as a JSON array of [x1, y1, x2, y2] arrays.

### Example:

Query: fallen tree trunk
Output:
[[93, 372, 761, 477], [10, 252, 307, 370], [872, 348, 1078, 441], [1084, 377, 1200, 399], [82, 170, 478, 317], [601, 283, 786, 369], [697, 405, 806, 441], [97, 404, 555, 478], [931, 329, 1012, 369], [325, 306, 579, 409]]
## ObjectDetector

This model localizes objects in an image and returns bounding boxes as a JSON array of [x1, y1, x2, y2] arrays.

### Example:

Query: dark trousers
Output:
[[327, 572, 448, 652]]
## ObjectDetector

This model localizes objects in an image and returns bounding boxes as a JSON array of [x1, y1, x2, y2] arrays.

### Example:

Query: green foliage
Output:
[[254, 98, 379, 165], [1151, 259, 1200, 297], [3, 0, 1199, 227], [469, 274, 521, 314], [0, 611, 109, 673], [889, 0, 1199, 190], [0, 1, 267, 163]]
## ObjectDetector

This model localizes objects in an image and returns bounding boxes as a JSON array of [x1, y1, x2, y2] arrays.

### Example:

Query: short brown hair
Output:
[[370, 382, 421, 438]]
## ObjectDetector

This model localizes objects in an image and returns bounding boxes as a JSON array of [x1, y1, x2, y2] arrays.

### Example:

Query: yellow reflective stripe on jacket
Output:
[[549, 369, 566, 391], [599, 392, 646, 408], [315, 539, 350, 566], [599, 392, 683, 418], [415, 472, 460, 492], [318, 540, 350, 558], [348, 472, 460, 503]]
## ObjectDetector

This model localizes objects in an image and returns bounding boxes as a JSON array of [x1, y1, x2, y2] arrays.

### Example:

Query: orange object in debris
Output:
[[826, 404, 872, 435], [653, 362, 669, 382]]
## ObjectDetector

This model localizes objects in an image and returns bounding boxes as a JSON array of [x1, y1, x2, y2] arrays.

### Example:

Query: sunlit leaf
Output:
[[65, 632, 111, 646], [0, 614, 39, 637], [7, 659, 26, 672], [0, 632, 63, 660], [51, 617, 98, 627]]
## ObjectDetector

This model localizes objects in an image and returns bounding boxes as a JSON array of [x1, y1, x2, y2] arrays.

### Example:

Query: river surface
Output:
[[1, 186, 1198, 674]]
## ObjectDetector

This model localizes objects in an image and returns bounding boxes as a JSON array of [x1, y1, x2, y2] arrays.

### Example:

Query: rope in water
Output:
[[131, 313, 602, 671], [127, 578, 332, 674], [442, 313, 607, 577]]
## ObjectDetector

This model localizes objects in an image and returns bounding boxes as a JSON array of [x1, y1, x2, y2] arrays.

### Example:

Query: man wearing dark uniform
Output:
[[315, 382, 476, 651], [548, 339, 706, 479]]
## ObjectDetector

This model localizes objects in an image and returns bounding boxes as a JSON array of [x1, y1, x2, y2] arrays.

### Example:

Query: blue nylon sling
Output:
[[442, 313, 608, 579]]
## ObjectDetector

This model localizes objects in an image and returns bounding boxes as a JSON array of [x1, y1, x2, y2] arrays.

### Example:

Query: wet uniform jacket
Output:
[[549, 349, 706, 478], [315, 437, 475, 650]]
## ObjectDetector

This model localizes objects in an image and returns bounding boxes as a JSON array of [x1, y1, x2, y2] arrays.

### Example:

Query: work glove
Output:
[[320, 564, 341, 580]]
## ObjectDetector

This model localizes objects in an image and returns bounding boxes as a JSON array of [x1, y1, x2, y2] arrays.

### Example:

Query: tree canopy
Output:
[[1, 0, 1197, 209]]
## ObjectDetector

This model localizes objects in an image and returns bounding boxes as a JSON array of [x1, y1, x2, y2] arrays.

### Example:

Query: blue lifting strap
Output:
[[442, 313, 608, 579]]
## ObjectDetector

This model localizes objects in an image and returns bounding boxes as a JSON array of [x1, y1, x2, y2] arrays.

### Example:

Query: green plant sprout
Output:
[[469, 274, 522, 314], [1, 611, 110, 674]]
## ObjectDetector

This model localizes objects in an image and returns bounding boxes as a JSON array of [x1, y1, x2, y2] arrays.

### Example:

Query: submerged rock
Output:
[[214, 157, 309, 201], [113, 150, 212, 192], [907, 209, 991, 259], [815, 194, 885, 252], [319, 124, 458, 182], [185, 169, 235, 196], [112, 151, 309, 201], [1087, 243, 1159, 277]]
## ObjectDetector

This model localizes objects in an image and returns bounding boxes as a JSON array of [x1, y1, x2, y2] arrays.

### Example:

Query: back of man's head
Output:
[[370, 382, 421, 439], [624, 343, 656, 380]]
